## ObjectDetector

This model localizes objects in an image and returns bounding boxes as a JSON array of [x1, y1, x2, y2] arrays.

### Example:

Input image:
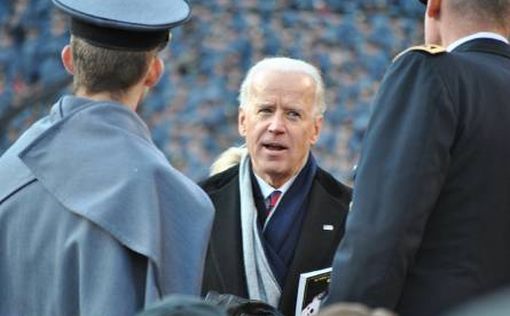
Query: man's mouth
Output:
[[262, 142, 287, 151]]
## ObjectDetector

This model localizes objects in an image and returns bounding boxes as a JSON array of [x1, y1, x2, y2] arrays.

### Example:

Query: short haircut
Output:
[[70, 36, 157, 98], [238, 57, 326, 116], [449, 0, 510, 27]]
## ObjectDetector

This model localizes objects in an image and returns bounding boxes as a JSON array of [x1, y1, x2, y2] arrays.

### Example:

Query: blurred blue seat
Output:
[[0, 0, 424, 182]]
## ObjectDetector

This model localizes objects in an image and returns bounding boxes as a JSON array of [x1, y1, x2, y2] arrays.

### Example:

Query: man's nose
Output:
[[268, 114, 285, 133]]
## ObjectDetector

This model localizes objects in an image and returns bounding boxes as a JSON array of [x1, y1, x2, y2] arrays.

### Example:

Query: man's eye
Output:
[[259, 108, 272, 114], [288, 111, 301, 118]]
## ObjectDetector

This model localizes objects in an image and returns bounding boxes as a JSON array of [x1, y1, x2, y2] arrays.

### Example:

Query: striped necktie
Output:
[[265, 190, 282, 215]]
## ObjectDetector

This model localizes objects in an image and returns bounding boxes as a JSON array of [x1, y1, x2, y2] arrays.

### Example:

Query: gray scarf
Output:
[[239, 152, 281, 307]]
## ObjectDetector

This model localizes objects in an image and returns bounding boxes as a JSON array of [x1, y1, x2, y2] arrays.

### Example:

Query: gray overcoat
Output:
[[0, 96, 214, 315]]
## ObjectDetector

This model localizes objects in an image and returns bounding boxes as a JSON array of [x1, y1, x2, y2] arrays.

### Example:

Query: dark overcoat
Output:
[[200, 165, 351, 316], [328, 39, 510, 316]]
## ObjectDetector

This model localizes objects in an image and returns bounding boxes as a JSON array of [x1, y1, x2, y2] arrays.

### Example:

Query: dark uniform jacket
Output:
[[328, 38, 510, 316], [200, 164, 351, 316], [0, 96, 214, 316]]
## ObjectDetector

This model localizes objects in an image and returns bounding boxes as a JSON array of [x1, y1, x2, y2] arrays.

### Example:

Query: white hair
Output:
[[238, 57, 326, 116]]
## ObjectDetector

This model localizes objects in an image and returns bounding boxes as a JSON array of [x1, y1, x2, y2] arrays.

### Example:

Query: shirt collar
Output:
[[254, 171, 297, 200], [447, 32, 509, 52]]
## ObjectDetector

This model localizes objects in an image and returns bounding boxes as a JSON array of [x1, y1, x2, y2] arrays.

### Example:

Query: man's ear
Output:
[[144, 56, 164, 88], [310, 115, 324, 145], [238, 107, 247, 137], [61, 45, 74, 74], [427, 0, 442, 18]]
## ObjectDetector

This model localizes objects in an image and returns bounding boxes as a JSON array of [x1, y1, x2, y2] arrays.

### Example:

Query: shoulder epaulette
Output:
[[393, 44, 446, 62]]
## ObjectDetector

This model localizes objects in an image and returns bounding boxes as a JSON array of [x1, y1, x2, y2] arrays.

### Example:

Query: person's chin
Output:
[[262, 167, 290, 185], [261, 161, 287, 175]]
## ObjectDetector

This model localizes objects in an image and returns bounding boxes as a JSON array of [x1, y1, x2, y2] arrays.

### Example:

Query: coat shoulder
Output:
[[393, 44, 446, 62], [199, 165, 240, 194], [315, 168, 352, 204]]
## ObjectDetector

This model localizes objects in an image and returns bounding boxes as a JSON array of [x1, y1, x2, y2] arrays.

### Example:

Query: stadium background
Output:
[[0, 0, 424, 183]]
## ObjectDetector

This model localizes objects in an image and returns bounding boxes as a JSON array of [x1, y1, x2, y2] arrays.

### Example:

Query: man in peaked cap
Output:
[[0, 0, 214, 315], [327, 0, 510, 315]]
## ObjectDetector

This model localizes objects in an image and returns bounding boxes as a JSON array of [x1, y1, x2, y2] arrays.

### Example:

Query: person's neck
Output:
[[75, 87, 144, 111], [254, 156, 309, 189], [440, 21, 509, 48], [260, 174, 290, 189]]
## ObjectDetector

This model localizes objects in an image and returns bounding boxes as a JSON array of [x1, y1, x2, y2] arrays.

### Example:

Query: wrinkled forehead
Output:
[[249, 69, 316, 97]]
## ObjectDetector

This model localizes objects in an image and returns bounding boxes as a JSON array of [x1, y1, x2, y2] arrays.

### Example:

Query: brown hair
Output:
[[70, 36, 157, 98], [449, 0, 510, 28]]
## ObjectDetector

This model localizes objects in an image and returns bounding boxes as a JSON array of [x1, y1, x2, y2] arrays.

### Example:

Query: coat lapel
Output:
[[202, 171, 249, 298], [279, 171, 349, 315]]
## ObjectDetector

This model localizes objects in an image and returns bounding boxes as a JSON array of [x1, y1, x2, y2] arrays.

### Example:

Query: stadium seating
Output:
[[0, 0, 424, 182]]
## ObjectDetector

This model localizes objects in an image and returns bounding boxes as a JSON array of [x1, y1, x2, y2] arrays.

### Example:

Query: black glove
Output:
[[204, 291, 284, 316]]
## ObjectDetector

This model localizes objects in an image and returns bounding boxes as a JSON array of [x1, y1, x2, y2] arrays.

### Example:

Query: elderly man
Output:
[[327, 0, 510, 315], [200, 57, 352, 316], [0, 0, 214, 315]]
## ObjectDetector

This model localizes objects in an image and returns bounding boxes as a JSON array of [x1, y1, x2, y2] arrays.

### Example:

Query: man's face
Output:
[[238, 69, 323, 187]]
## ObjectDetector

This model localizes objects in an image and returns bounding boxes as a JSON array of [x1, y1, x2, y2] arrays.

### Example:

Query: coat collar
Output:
[[452, 38, 510, 60], [447, 32, 508, 52], [51, 95, 152, 139]]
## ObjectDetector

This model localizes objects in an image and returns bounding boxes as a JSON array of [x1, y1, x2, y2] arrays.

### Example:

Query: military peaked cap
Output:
[[52, 0, 191, 50]]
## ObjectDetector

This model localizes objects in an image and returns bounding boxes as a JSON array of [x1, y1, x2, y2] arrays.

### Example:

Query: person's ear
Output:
[[144, 56, 164, 88], [238, 107, 247, 137], [427, 0, 442, 18], [61, 45, 74, 74], [309, 115, 323, 145]]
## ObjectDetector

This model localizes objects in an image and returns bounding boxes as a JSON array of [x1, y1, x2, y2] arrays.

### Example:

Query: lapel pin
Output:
[[323, 225, 334, 231]]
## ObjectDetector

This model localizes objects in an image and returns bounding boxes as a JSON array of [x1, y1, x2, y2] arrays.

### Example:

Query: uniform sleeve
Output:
[[327, 52, 457, 308]]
